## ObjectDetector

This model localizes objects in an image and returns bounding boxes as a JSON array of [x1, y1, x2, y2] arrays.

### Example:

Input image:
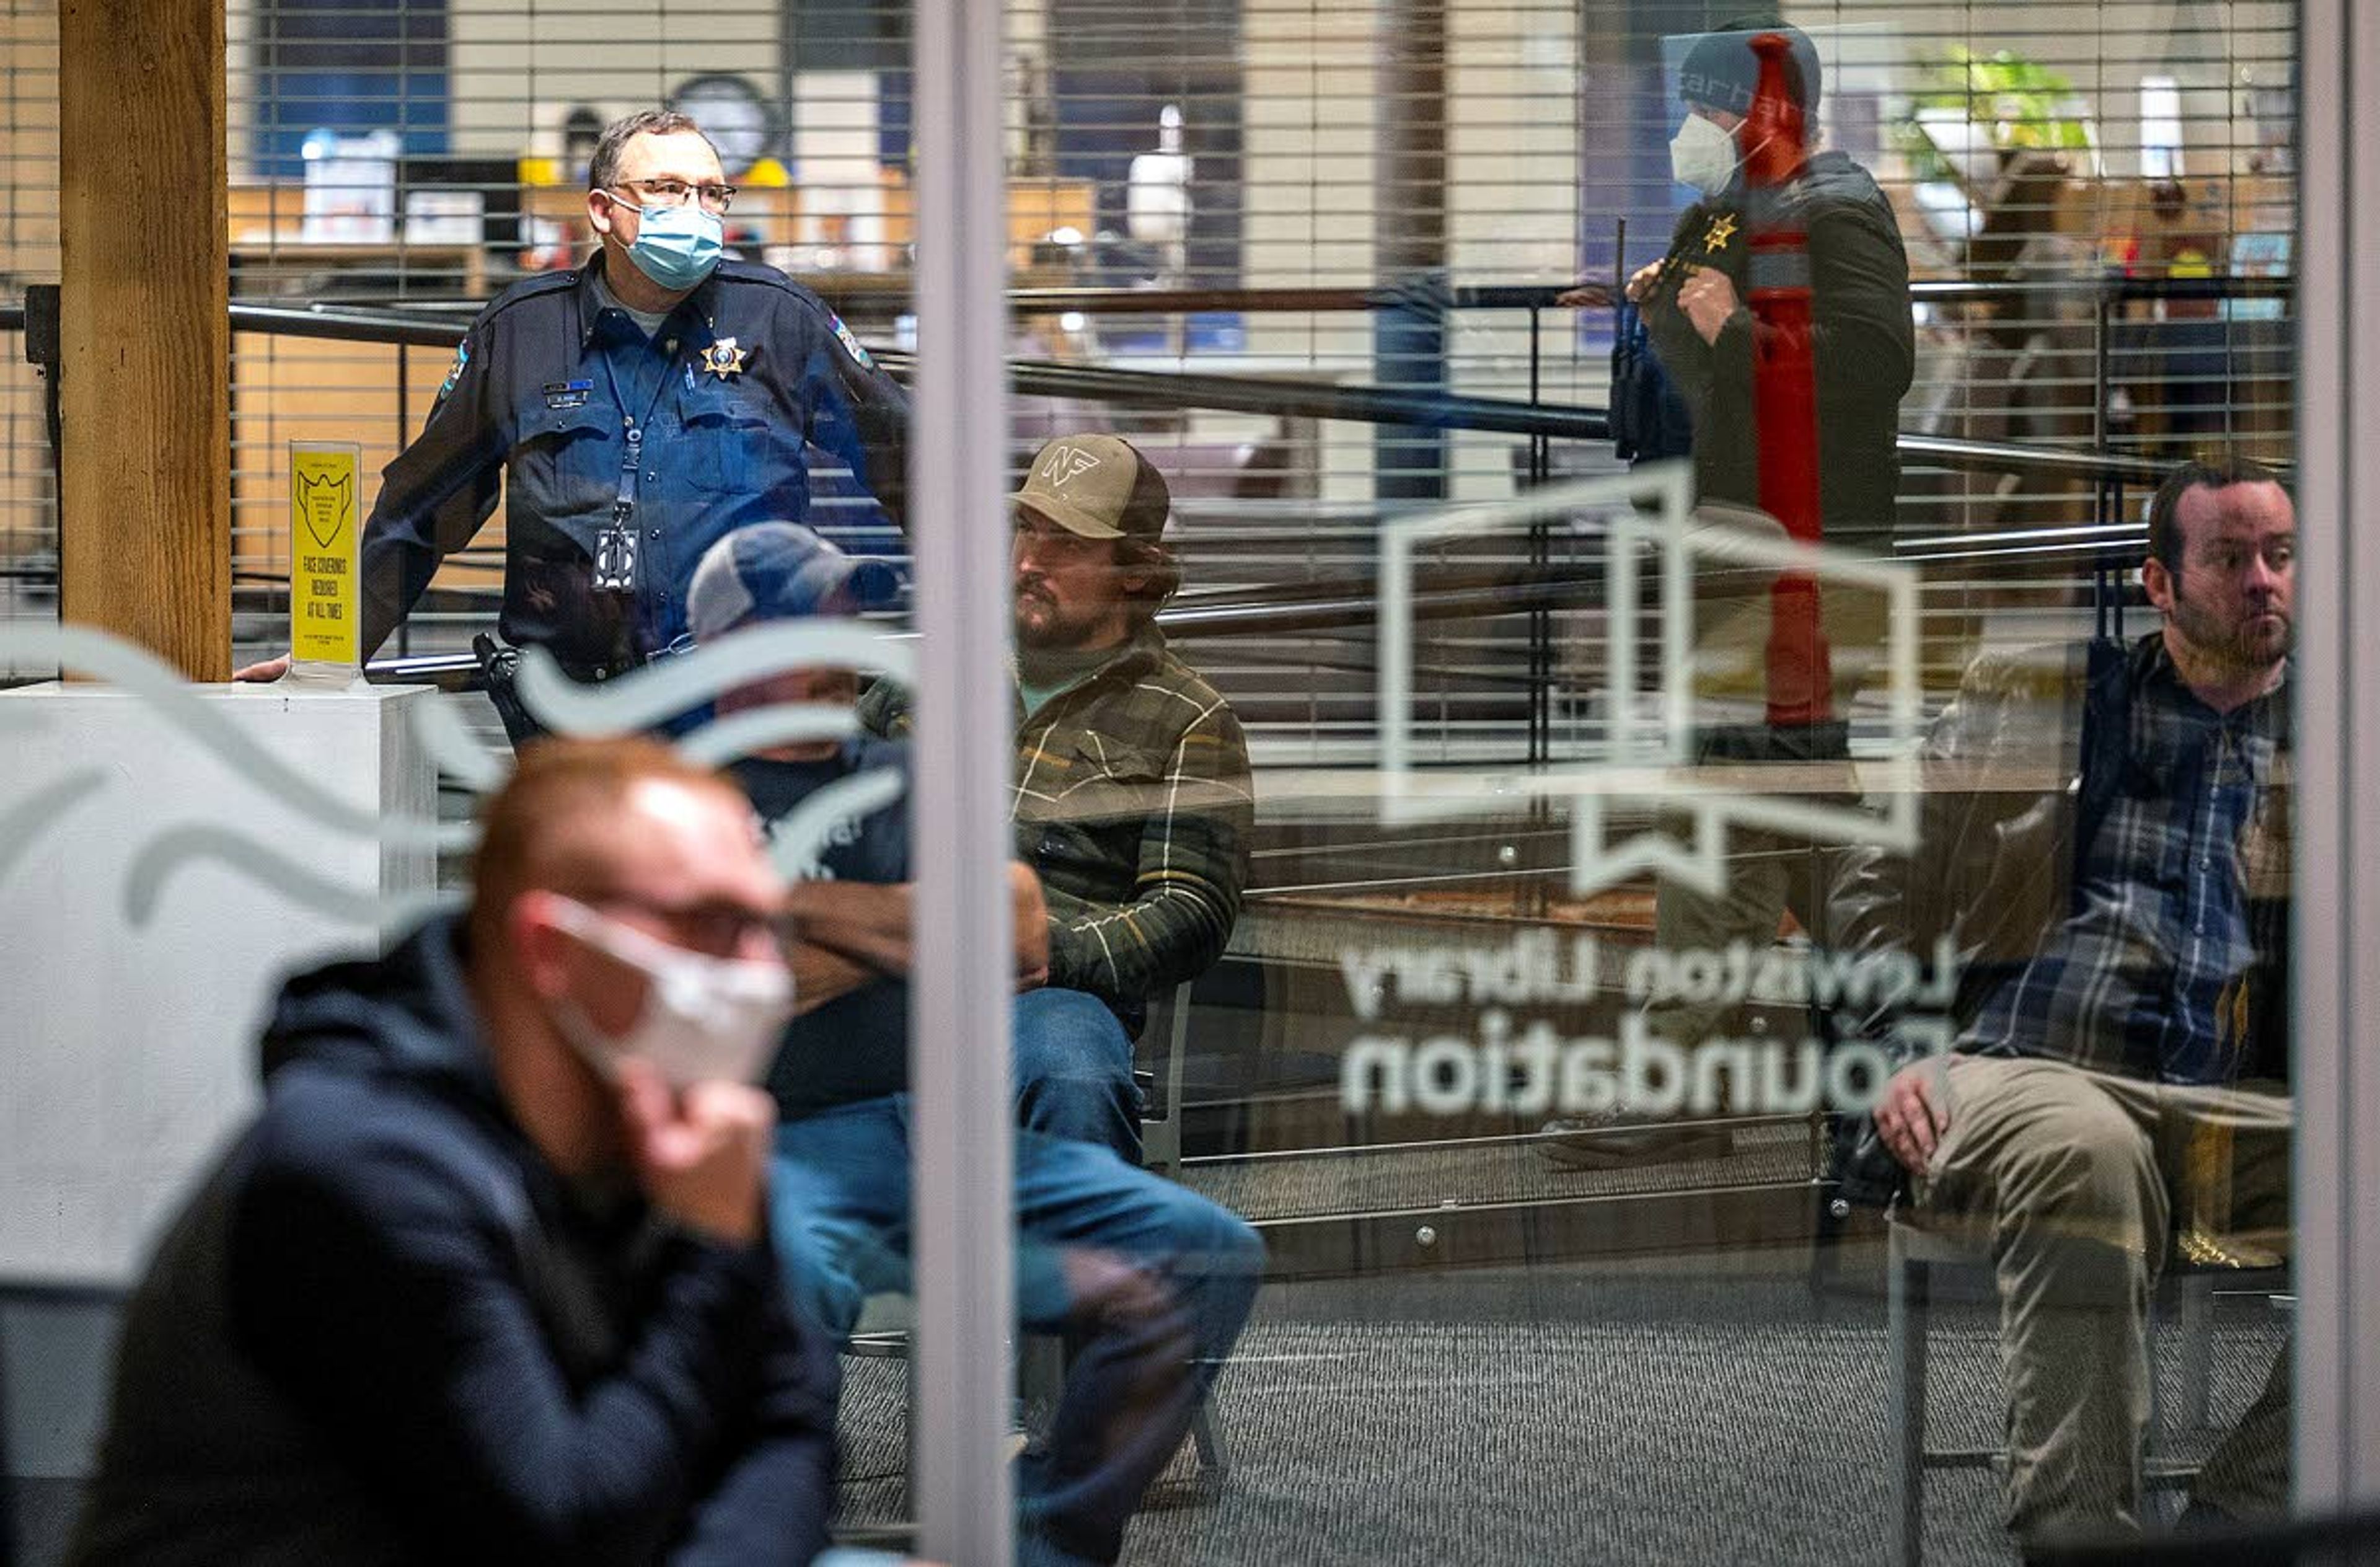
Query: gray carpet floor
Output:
[[1185, 1120, 1817, 1224], [2, 1243, 2289, 1566], [832, 1245, 2292, 1566]]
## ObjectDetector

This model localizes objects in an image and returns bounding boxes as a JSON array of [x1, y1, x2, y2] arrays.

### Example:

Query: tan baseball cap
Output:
[[1011, 434, 1171, 541]]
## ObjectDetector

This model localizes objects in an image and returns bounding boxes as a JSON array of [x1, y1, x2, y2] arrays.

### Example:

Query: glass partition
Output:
[[0, 1, 2348, 1564]]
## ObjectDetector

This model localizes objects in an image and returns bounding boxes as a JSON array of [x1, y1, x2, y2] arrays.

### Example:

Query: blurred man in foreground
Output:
[[70, 739, 835, 1566]]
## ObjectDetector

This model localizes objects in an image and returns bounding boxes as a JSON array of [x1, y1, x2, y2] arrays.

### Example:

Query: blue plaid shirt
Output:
[[1962, 645, 2287, 1085]]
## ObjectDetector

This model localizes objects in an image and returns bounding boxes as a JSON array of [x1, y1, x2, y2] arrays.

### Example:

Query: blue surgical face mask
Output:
[[612, 196, 724, 293]]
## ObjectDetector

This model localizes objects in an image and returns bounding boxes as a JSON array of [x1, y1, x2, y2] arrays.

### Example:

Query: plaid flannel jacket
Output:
[[1827, 634, 2293, 1204], [1959, 643, 2288, 1083], [858, 624, 1254, 1026]]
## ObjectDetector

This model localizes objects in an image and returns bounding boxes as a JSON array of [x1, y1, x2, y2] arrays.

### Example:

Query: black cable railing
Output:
[[346, 523, 2156, 694], [0, 275, 2291, 485], [2, 274, 2294, 687]]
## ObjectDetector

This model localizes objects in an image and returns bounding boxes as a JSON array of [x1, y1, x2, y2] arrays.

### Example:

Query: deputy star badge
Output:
[[699, 338, 751, 379], [1702, 213, 1739, 252]]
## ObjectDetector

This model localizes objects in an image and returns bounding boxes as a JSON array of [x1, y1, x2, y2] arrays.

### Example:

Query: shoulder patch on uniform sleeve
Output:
[[436, 338, 470, 404], [829, 312, 876, 370]]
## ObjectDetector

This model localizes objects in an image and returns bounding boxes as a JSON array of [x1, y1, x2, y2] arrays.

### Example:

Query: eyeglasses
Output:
[[581, 891, 788, 958], [610, 177, 738, 214]]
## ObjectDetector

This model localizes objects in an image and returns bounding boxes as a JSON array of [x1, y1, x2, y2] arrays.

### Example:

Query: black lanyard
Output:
[[590, 327, 682, 595]]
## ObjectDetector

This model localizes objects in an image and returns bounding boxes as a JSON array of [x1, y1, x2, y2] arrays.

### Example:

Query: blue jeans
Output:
[[770, 1098, 1263, 1565], [1011, 988, 1142, 1163]]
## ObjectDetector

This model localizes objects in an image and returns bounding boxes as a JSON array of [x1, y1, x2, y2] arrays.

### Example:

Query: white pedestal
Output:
[[0, 681, 438, 1287]]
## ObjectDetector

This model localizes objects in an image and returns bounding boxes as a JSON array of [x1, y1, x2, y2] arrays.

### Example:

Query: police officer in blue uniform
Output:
[[238, 108, 908, 733]]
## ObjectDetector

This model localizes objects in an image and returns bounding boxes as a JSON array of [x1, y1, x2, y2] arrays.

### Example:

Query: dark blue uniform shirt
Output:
[[358, 253, 908, 671]]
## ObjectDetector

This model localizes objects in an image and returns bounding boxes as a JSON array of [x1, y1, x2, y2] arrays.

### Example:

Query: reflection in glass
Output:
[[1835, 461, 2296, 1548]]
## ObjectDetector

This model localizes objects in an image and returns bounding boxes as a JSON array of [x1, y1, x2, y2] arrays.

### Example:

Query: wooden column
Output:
[[56, 0, 229, 681]]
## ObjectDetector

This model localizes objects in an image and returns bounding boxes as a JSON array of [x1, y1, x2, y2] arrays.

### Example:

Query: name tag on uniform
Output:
[[542, 379, 594, 410]]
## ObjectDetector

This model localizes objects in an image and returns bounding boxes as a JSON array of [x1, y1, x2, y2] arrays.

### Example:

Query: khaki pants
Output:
[[1913, 1054, 2293, 1546]]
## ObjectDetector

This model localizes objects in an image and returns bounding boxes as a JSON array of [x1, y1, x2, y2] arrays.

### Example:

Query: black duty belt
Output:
[[554, 656, 637, 683], [555, 632, 695, 685]]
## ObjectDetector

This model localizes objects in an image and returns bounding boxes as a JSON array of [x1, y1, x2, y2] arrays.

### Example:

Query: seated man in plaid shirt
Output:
[[862, 433, 1256, 1164], [1830, 457, 2295, 1554]]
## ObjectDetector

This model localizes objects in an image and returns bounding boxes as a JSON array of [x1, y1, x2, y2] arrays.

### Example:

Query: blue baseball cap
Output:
[[687, 522, 902, 640], [1678, 19, 1821, 117]]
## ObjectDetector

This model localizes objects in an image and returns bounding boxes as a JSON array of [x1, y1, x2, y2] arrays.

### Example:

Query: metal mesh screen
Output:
[[0, 1, 2301, 751]]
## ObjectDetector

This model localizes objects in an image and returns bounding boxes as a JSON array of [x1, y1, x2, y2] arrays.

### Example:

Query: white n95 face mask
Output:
[[1669, 112, 1740, 198], [544, 897, 793, 1090]]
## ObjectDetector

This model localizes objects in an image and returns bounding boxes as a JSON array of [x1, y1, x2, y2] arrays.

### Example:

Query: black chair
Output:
[[1885, 1198, 2288, 1567]]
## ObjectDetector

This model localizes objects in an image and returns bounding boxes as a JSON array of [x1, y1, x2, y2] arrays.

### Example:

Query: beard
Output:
[[1013, 582, 1108, 651], [2168, 581, 2292, 674], [1012, 585, 1066, 649]]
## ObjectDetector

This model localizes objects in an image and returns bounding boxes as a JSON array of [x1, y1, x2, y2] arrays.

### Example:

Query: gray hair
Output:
[[588, 110, 714, 191]]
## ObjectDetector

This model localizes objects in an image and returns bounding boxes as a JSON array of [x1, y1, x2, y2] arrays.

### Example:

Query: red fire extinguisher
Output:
[[1742, 31, 1828, 726]]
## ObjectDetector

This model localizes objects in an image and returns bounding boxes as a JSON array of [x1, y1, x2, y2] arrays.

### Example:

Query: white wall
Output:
[[1238, 0, 1586, 501], [0, 682, 435, 1288], [443, 3, 782, 160], [220, 0, 784, 174], [1445, 2, 1581, 499]]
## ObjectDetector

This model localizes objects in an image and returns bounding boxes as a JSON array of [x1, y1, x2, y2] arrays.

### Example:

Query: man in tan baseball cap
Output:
[[1013, 432, 1173, 537], [1009, 433, 1179, 653], [858, 431, 1254, 1165]]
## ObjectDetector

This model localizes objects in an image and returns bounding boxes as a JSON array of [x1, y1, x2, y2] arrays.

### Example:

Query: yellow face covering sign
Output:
[[289, 442, 362, 669]]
